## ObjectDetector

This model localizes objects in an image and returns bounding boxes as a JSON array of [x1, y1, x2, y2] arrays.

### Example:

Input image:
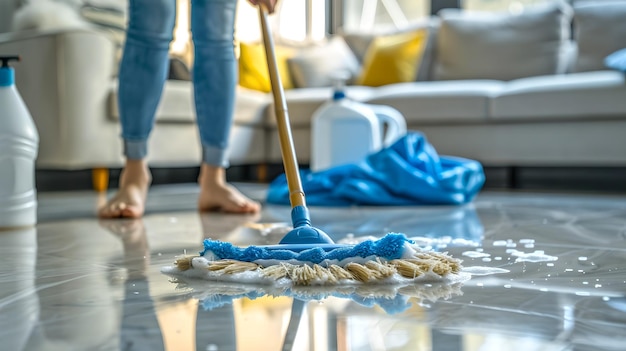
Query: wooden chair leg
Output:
[[92, 168, 109, 192], [256, 164, 268, 182]]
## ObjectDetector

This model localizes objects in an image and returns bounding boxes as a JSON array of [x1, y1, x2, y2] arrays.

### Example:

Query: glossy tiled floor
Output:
[[1, 184, 626, 351]]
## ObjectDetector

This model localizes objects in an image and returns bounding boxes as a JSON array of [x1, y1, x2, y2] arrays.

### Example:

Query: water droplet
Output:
[[511, 250, 558, 263], [493, 240, 507, 246], [547, 263, 555, 267], [583, 282, 589, 285], [565, 269, 573, 272], [476, 283, 483, 287], [482, 258, 492, 262], [603, 297, 611, 301], [462, 266, 510, 275], [133, 291, 139, 295], [158, 253, 162, 256], [504, 284, 512, 288], [576, 292, 590, 296], [462, 251, 491, 258], [595, 284, 602, 288], [494, 257, 503, 261], [578, 256, 588, 261], [519, 239, 535, 244], [524, 244, 535, 248], [540, 288, 548, 292]]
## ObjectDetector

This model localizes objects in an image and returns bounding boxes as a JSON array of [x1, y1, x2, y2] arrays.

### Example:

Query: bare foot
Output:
[[98, 160, 152, 219], [198, 164, 261, 214]]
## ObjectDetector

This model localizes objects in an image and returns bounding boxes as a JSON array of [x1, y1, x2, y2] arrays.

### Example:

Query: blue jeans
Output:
[[118, 0, 238, 168]]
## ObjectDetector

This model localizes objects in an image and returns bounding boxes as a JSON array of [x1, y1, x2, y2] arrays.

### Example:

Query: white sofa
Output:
[[1, 1, 626, 191]]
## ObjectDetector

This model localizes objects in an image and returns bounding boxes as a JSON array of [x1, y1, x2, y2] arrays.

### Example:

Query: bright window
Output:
[[342, 0, 430, 33], [236, 0, 326, 43], [463, 0, 556, 14]]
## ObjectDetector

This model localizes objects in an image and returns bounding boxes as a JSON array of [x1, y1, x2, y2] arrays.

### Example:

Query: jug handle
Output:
[[371, 105, 407, 147]]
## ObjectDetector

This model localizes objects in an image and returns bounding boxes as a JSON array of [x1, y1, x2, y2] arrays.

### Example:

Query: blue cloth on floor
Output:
[[266, 132, 485, 206], [605, 48, 626, 72]]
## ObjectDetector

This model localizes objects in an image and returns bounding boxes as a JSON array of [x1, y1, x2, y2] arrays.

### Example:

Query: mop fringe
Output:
[[169, 241, 463, 286]]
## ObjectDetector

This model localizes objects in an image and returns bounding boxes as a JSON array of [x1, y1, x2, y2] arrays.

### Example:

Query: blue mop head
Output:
[[163, 233, 467, 286], [199, 232, 411, 264]]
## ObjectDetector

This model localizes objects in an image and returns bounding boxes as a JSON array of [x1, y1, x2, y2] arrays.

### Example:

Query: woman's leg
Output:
[[191, 0, 260, 213], [99, 0, 177, 218]]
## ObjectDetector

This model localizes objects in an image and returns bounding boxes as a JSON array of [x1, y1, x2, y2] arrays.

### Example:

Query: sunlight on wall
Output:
[[236, 1, 261, 43], [278, 0, 306, 42], [342, 0, 429, 33], [236, 0, 326, 44], [463, 0, 553, 13], [171, 0, 190, 55]]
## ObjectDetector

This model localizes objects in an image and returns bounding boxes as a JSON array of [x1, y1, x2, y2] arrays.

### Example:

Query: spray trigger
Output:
[[0, 56, 20, 68]]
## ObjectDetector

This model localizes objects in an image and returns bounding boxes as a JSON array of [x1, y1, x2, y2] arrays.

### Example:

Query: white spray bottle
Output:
[[0, 56, 39, 228], [310, 73, 406, 172]]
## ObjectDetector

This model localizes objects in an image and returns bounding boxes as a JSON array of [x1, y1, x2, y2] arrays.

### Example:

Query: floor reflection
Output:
[[1, 188, 625, 350], [100, 219, 238, 351]]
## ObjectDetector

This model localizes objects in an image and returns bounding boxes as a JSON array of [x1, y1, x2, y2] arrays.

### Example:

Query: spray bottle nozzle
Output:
[[0, 56, 20, 68]]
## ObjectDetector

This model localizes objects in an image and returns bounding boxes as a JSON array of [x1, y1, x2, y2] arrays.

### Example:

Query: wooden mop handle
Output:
[[258, 5, 306, 209]]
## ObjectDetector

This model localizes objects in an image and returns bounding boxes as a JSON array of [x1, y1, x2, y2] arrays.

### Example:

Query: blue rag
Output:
[[267, 132, 485, 206], [605, 48, 626, 72]]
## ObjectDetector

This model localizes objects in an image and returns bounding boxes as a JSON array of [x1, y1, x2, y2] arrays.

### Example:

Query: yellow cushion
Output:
[[238, 41, 294, 92], [357, 29, 428, 87]]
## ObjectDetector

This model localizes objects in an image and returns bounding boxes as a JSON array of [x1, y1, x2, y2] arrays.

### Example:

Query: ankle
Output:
[[199, 163, 226, 188], [120, 159, 152, 186]]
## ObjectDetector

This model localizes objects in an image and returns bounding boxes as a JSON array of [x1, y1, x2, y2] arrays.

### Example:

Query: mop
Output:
[[162, 5, 466, 286]]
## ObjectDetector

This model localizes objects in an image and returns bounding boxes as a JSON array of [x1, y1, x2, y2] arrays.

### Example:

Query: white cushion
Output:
[[109, 80, 194, 123], [434, 2, 572, 81], [109, 82, 270, 126], [491, 71, 626, 120], [233, 86, 272, 125], [365, 80, 504, 124], [573, 1, 626, 72], [287, 37, 361, 88]]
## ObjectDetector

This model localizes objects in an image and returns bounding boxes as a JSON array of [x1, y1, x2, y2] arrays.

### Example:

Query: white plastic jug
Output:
[[310, 78, 406, 172], [0, 56, 39, 228]]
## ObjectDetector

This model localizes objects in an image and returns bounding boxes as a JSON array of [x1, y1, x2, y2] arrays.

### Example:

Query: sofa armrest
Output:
[[0, 29, 123, 169]]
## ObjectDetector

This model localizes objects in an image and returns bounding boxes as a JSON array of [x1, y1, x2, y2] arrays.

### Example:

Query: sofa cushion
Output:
[[110, 80, 194, 123], [265, 86, 377, 127], [238, 41, 295, 92], [365, 80, 504, 124], [287, 37, 360, 88], [109, 81, 270, 126], [573, 1, 626, 73], [356, 28, 428, 87], [340, 18, 438, 82], [490, 71, 626, 121], [434, 2, 572, 81]]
